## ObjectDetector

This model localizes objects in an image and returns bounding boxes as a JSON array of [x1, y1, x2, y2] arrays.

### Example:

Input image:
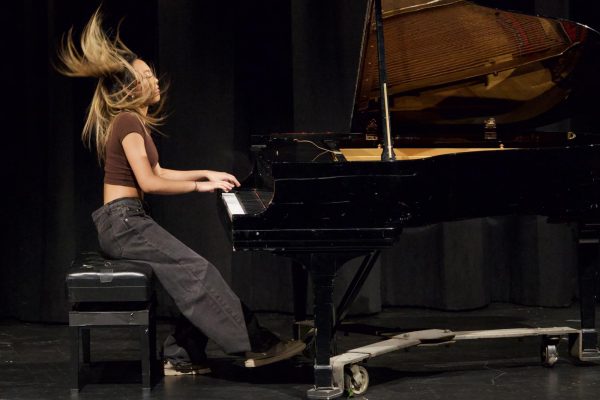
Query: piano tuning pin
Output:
[[568, 131, 577, 140]]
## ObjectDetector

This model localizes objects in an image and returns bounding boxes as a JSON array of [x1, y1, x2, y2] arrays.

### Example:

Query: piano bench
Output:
[[65, 251, 159, 393]]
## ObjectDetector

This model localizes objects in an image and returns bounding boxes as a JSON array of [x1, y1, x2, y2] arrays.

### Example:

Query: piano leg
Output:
[[292, 253, 359, 400], [574, 222, 600, 361], [292, 260, 308, 340], [308, 254, 342, 399]]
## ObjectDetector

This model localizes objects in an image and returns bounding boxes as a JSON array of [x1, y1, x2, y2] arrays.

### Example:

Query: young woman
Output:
[[56, 8, 305, 375]]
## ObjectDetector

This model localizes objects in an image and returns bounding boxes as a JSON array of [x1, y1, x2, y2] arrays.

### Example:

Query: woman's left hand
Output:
[[204, 170, 241, 187]]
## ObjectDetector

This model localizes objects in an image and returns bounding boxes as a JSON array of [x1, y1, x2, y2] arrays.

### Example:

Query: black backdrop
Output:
[[3, 0, 600, 323]]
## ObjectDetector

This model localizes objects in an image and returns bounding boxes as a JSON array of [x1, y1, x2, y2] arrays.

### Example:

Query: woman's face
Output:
[[132, 59, 160, 104]]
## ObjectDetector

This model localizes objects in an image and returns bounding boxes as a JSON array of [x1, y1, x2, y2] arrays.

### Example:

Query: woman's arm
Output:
[[155, 166, 240, 187], [154, 167, 207, 182], [122, 133, 235, 194]]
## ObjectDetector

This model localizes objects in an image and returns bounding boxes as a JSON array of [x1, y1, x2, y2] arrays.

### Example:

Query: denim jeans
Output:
[[91, 197, 253, 354]]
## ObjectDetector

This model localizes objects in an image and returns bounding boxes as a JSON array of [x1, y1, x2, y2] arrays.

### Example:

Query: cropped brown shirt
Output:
[[104, 112, 159, 188]]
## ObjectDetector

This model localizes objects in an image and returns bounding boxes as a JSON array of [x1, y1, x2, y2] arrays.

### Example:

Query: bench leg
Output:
[[70, 326, 81, 393], [140, 325, 151, 390], [149, 312, 159, 377], [82, 328, 91, 364]]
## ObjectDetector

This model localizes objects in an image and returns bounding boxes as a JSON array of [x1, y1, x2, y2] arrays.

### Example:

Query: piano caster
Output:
[[344, 364, 369, 396], [541, 335, 565, 367], [306, 363, 371, 398], [541, 339, 559, 367]]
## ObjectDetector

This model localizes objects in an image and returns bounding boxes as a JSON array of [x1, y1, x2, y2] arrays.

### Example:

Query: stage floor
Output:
[[2, 303, 599, 400]]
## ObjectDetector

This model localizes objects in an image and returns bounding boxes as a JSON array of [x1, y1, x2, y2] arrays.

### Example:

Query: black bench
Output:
[[65, 251, 158, 392]]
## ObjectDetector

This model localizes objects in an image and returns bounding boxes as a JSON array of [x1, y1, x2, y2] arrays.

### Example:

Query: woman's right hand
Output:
[[195, 180, 235, 193]]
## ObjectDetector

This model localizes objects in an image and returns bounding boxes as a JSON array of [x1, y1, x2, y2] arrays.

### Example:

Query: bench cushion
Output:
[[66, 252, 154, 303]]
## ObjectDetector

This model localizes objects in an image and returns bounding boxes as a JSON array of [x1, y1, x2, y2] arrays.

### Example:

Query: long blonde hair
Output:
[[55, 8, 166, 163]]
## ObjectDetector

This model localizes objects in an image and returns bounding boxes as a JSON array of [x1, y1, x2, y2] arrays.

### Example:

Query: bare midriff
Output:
[[103, 183, 143, 204]]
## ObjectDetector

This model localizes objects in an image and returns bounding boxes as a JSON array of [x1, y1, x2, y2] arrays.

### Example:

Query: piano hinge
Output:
[[365, 119, 379, 141], [484, 117, 497, 140]]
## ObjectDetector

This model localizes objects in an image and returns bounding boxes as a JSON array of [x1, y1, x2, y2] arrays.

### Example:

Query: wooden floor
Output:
[[2, 303, 600, 400]]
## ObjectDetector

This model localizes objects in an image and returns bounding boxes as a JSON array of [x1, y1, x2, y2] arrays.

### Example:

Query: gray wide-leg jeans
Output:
[[92, 197, 251, 354]]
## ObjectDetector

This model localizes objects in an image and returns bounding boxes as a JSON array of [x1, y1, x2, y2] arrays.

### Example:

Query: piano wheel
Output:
[[344, 364, 369, 396], [541, 336, 561, 367]]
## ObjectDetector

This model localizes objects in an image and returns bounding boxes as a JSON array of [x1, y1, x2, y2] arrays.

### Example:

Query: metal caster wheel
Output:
[[541, 344, 559, 367], [344, 364, 369, 396]]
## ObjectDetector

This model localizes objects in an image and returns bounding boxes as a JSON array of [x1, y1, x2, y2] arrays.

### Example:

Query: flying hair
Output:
[[55, 7, 167, 163], [56, 8, 136, 80]]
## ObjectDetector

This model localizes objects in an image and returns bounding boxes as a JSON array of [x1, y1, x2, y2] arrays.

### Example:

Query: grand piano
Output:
[[220, 0, 600, 398]]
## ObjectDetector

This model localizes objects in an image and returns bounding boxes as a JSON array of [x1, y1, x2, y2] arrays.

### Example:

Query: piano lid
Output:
[[351, 0, 600, 134]]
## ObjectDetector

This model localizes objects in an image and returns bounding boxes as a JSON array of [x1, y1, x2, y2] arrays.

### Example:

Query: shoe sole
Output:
[[244, 342, 306, 368], [164, 367, 212, 376], [164, 361, 211, 376]]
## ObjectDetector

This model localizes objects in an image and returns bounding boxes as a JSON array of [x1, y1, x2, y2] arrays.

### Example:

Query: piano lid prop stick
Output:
[[382, 82, 394, 161], [374, 0, 396, 161]]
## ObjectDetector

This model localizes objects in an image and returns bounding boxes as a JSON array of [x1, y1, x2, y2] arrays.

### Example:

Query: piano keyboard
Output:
[[221, 190, 271, 218]]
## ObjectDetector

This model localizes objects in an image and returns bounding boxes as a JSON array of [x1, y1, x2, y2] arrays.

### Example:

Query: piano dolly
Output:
[[290, 233, 600, 399], [315, 326, 597, 397]]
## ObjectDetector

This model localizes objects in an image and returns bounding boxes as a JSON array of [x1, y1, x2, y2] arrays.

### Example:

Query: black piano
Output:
[[220, 0, 600, 398]]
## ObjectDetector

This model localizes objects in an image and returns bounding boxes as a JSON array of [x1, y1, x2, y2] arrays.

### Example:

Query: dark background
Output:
[[3, 0, 600, 323]]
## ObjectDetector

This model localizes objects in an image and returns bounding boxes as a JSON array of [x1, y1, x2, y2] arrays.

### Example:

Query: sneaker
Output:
[[163, 360, 211, 376], [244, 340, 306, 368]]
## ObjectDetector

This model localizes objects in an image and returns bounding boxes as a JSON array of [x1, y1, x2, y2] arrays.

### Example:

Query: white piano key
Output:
[[222, 193, 246, 216]]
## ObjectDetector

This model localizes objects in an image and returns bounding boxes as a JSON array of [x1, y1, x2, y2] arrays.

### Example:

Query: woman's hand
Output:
[[204, 170, 241, 187], [195, 180, 235, 193]]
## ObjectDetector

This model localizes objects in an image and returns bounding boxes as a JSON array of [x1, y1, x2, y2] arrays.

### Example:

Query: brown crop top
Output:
[[104, 111, 159, 188]]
